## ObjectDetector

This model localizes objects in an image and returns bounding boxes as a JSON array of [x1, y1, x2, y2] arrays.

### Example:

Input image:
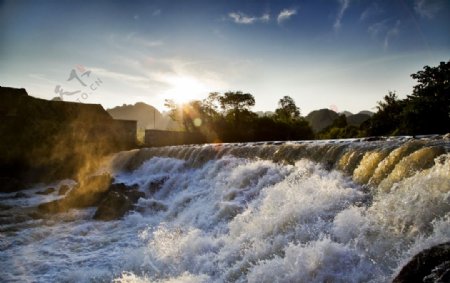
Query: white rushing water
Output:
[[1, 140, 449, 282]]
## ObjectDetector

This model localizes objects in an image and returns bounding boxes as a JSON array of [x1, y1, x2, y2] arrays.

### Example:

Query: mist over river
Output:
[[1, 137, 449, 282]]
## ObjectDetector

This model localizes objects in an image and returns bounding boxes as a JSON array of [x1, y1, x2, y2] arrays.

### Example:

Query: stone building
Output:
[[0, 86, 137, 184]]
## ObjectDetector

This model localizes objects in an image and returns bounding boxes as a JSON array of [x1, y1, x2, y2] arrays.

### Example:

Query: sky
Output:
[[0, 0, 449, 114]]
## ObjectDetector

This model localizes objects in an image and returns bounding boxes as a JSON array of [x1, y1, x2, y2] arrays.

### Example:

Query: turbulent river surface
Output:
[[1, 137, 450, 282]]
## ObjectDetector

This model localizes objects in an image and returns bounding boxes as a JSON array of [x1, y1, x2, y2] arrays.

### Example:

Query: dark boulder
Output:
[[423, 261, 450, 283], [147, 177, 168, 195], [37, 175, 145, 220], [393, 242, 450, 283], [37, 199, 61, 214], [36, 187, 56, 195], [58, 185, 70, 195], [109, 182, 139, 193], [13, 192, 27, 198], [148, 200, 168, 212], [361, 136, 386, 142], [93, 191, 133, 221], [93, 188, 144, 221], [38, 174, 113, 214]]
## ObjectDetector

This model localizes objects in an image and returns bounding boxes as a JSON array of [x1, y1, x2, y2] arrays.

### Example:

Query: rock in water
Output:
[[393, 242, 450, 283], [36, 187, 55, 195], [93, 190, 143, 221], [147, 176, 168, 195], [93, 191, 132, 221], [38, 174, 112, 213], [58, 185, 70, 195]]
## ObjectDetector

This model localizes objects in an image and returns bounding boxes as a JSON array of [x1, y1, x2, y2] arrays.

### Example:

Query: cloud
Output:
[[367, 19, 400, 50], [277, 9, 297, 24], [89, 67, 152, 90], [228, 12, 257, 24], [260, 13, 270, 23], [368, 19, 389, 38], [368, 19, 401, 50], [414, 0, 444, 19], [384, 20, 400, 50], [228, 12, 270, 24], [152, 9, 161, 16], [122, 32, 163, 48], [334, 0, 350, 31], [360, 3, 383, 21]]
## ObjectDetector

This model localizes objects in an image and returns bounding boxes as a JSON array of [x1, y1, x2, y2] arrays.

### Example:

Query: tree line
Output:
[[165, 60, 449, 142]]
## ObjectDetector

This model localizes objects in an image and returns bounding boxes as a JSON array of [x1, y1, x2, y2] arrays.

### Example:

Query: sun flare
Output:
[[164, 75, 209, 104]]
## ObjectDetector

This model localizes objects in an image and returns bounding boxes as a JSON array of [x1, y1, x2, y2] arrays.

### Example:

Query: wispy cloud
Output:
[[152, 9, 161, 16], [228, 12, 270, 24], [122, 32, 163, 48], [368, 19, 389, 38], [277, 9, 297, 24], [27, 73, 61, 86], [368, 19, 401, 50], [414, 0, 443, 19], [334, 0, 350, 31], [228, 12, 257, 24], [384, 20, 400, 50], [360, 2, 383, 21], [89, 67, 151, 89], [260, 13, 270, 23]]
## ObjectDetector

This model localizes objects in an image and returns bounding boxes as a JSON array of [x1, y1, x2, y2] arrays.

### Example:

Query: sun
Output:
[[164, 75, 208, 104]]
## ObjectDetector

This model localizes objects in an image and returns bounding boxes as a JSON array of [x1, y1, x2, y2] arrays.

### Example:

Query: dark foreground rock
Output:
[[393, 242, 450, 283], [93, 189, 142, 221], [93, 184, 144, 221], [58, 185, 70, 195], [36, 187, 55, 195], [37, 174, 145, 221], [38, 174, 113, 213], [147, 177, 168, 195]]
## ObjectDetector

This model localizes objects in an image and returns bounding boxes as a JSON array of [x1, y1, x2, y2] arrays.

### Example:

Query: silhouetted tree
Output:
[[402, 61, 450, 134], [219, 91, 255, 132], [275, 96, 300, 122], [367, 92, 406, 136], [317, 114, 360, 139], [219, 91, 255, 114]]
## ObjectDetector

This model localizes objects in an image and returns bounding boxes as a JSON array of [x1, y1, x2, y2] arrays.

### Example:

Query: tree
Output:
[[367, 91, 406, 136], [164, 99, 203, 132], [164, 99, 178, 121], [402, 61, 450, 134], [219, 91, 255, 114], [219, 91, 255, 130], [275, 96, 300, 122], [202, 92, 221, 121]]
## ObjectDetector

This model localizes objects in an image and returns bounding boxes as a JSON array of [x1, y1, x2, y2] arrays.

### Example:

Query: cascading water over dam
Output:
[[1, 136, 449, 282]]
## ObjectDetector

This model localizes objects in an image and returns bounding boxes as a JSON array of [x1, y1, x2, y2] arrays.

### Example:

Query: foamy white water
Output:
[[1, 140, 449, 282]]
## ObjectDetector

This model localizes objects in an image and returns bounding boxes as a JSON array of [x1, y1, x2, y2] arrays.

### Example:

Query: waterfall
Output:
[[1, 137, 449, 282]]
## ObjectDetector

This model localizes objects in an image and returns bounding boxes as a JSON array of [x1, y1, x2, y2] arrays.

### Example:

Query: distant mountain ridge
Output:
[[107, 102, 174, 130], [305, 109, 373, 132], [107, 102, 374, 134]]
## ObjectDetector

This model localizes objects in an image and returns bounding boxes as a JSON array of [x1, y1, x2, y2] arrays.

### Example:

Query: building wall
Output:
[[145, 130, 205, 147], [111, 119, 137, 148]]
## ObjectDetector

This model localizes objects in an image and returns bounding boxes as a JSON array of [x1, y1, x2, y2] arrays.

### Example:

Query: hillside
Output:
[[346, 113, 371, 127], [107, 102, 164, 129], [306, 109, 374, 132], [305, 109, 339, 132], [358, 110, 374, 116]]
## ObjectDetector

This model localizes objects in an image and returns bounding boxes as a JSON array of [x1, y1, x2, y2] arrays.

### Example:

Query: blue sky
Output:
[[0, 0, 449, 114]]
